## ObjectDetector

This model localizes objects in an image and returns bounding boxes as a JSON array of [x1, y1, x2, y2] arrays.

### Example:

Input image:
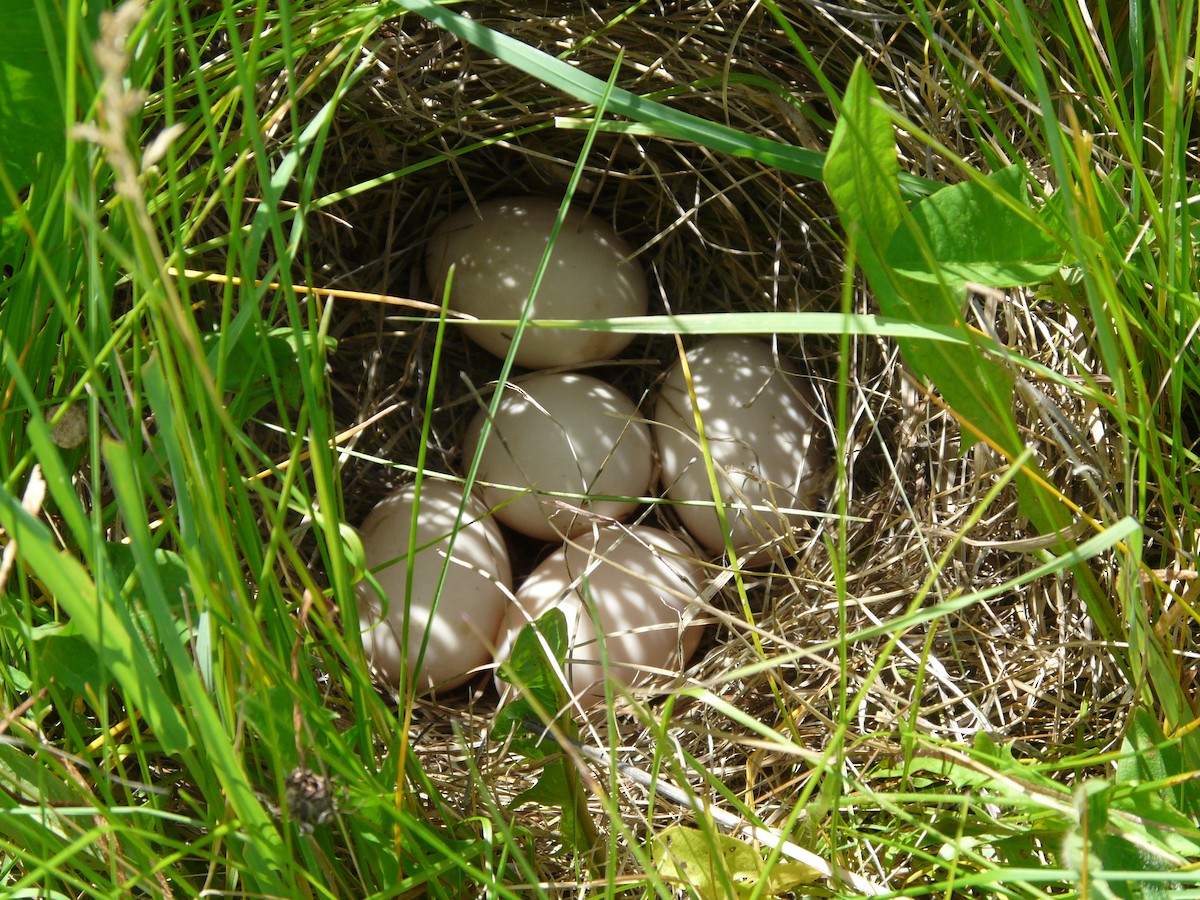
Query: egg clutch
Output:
[[354, 195, 827, 706]]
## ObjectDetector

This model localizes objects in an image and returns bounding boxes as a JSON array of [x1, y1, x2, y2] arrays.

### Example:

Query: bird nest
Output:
[[250, 0, 1133, 877]]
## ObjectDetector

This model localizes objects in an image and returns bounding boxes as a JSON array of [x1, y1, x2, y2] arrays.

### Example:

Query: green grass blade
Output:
[[0, 459, 191, 754]]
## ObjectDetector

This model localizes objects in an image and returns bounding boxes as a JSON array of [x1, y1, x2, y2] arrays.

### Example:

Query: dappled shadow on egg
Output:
[[493, 526, 705, 708], [465, 373, 654, 541], [356, 481, 512, 694], [426, 196, 648, 369], [651, 336, 827, 558]]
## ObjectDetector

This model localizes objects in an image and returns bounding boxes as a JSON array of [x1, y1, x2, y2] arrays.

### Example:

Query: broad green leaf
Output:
[[1118, 709, 1178, 797], [0, 0, 67, 188], [202, 331, 301, 425], [509, 763, 591, 854], [1113, 707, 1200, 855], [652, 824, 821, 899], [887, 165, 1063, 286], [0, 480, 192, 753], [994, 831, 1057, 868], [1129, 708, 1200, 814], [0, 744, 81, 807], [5, 662, 33, 692], [824, 63, 1015, 456], [1069, 782, 1174, 900], [0, 214, 25, 302], [105, 542, 194, 613], [881, 734, 1065, 798], [1041, 167, 1136, 264], [34, 632, 103, 701], [242, 685, 298, 770], [823, 61, 1102, 565], [971, 732, 1068, 793], [491, 610, 597, 854], [101, 439, 202, 684], [493, 608, 571, 759], [823, 63, 904, 268]]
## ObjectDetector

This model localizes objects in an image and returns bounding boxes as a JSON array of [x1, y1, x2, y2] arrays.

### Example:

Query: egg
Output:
[[425, 195, 648, 369], [493, 525, 704, 705], [356, 480, 513, 693], [463, 372, 654, 541], [651, 336, 825, 558]]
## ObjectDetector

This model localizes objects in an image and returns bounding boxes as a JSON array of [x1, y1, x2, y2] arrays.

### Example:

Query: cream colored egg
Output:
[[356, 480, 512, 693], [425, 195, 648, 369], [463, 372, 654, 541], [493, 525, 704, 705], [652, 336, 825, 559]]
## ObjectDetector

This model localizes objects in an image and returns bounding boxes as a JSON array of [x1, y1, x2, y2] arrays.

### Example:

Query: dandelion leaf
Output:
[[824, 60, 1069, 534], [492, 608, 570, 759], [887, 165, 1063, 286], [491, 610, 596, 854], [652, 824, 820, 899]]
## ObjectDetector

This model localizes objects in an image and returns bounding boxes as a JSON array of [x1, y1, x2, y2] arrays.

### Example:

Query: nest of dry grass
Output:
[[262, 0, 1132, 875]]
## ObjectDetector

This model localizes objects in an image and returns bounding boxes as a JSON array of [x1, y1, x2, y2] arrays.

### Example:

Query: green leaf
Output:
[[0, 480, 192, 754], [887, 165, 1063, 286], [0, 214, 25, 302], [825, 63, 1016, 455], [242, 685, 298, 770], [34, 632, 103, 700], [509, 763, 592, 855], [100, 439, 203, 681], [823, 62, 1089, 545], [492, 609, 571, 759], [0, 1, 66, 187], [1068, 781, 1175, 900], [0, 744, 81, 807], [1118, 707, 1200, 811], [971, 732, 1068, 793], [1041, 167, 1135, 265], [203, 331, 300, 426], [34, 551, 194, 720], [823, 62, 904, 268], [1118, 709, 1176, 795], [1114, 708, 1200, 855], [652, 824, 821, 899], [105, 542, 194, 613], [885, 733, 1066, 798], [491, 611, 598, 854]]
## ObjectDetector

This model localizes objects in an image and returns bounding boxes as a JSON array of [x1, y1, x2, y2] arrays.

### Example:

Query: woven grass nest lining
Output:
[[283, 0, 1134, 861]]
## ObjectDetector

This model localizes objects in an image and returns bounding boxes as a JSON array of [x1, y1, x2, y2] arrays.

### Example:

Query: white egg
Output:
[[463, 372, 654, 541], [356, 480, 512, 693], [425, 195, 648, 369], [493, 525, 704, 705], [652, 336, 825, 559]]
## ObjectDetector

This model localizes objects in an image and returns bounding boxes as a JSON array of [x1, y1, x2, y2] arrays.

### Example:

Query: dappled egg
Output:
[[493, 525, 705, 705], [356, 480, 512, 693], [425, 195, 648, 368], [463, 372, 654, 541], [652, 336, 825, 559]]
